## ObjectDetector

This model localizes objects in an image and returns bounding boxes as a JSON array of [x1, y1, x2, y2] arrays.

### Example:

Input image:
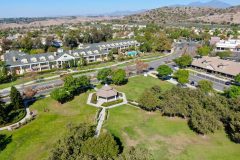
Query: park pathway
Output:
[[95, 108, 106, 137]]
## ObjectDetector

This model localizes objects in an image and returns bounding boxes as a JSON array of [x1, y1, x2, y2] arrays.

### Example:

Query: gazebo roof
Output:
[[97, 85, 118, 98]]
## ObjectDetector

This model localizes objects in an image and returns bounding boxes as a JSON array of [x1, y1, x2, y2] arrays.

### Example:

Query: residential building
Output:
[[210, 37, 221, 46], [2, 40, 140, 74], [191, 56, 240, 78], [215, 39, 240, 52]]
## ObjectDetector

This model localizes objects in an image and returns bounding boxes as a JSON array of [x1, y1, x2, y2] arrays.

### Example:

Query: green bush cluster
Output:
[[102, 99, 123, 107], [0, 86, 25, 126], [48, 123, 152, 160], [138, 85, 240, 142], [50, 75, 90, 104], [91, 93, 97, 104]]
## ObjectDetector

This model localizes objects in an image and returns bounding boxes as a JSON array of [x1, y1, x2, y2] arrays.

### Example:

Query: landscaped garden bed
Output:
[[102, 99, 123, 107], [91, 93, 97, 104], [0, 109, 26, 128]]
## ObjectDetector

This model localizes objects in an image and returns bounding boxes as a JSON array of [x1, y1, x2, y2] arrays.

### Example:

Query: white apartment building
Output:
[[215, 39, 240, 52]]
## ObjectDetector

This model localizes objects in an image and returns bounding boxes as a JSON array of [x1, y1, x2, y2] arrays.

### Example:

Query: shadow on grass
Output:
[[0, 134, 12, 151], [113, 135, 124, 154]]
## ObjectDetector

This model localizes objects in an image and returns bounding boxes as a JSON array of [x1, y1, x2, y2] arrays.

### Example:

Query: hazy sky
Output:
[[0, 0, 239, 18]]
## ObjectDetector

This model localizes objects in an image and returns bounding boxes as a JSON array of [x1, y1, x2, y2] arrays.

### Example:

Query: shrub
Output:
[[226, 113, 240, 143], [138, 90, 160, 111], [102, 99, 123, 107], [49, 124, 120, 160], [50, 88, 73, 104], [112, 69, 127, 85], [81, 133, 119, 159], [10, 86, 24, 110], [157, 65, 173, 79], [174, 55, 192, 68], [189, 107, 222, 135], [91, 93, 97, 104]]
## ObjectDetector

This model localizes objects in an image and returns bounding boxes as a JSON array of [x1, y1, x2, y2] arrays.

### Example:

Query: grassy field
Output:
[[2, 75, 238, 160], [113, 75, 173, 101], [0, 92, 97, 160], [104, 105, 240, 160]]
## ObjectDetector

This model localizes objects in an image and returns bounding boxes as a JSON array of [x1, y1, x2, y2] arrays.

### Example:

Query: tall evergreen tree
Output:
[[10, 86, 24, 110]]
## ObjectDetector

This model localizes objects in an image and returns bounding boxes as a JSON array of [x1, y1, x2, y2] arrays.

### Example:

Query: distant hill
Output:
[[187, 0, 231, 8], [104, 10, 147, 16], [170, 0, 231, 8], [124, 5, 240, 25]]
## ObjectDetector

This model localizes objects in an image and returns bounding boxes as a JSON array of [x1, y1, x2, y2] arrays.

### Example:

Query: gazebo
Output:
[[96, 84, 118, 102]]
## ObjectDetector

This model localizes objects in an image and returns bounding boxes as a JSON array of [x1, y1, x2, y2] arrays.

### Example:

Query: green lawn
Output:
[[104, 105, 240, 160], [1, 75, 239, 160], [0, 92, 98, 160], [113, 75, 173, 101]]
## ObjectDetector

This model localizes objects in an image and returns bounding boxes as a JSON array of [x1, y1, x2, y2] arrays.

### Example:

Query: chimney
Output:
[[54, 52, 57, 56], [13, 56, 16, 62], [69, 50, 72, 54]]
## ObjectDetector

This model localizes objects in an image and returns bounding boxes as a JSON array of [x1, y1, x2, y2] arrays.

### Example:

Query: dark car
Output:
[[148, 67, 154, 71], [190, 81, 195, 86], [225, 81, 231, 85]]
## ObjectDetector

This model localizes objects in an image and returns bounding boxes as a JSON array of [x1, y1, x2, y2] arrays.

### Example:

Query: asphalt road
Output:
[[189, 74, 229, 91]]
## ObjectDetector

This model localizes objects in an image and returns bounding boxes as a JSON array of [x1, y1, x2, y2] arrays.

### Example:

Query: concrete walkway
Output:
[[87, 90, 128, 137], [95, 108, 106, 137]]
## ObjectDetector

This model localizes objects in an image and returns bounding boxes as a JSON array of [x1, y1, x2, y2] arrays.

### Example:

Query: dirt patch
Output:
[[122, 132, 139, 147], [126, 127, 210, 157]]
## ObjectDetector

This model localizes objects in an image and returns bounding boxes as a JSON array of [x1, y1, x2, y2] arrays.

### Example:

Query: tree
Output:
[[138, 90, 160, 111], [112, 69, 127, 85], [107, 51, 115, 61], [75, 76, 90, 93], [135, 60, 149, 74], [49, 124, 120, 160], [23, 87, 37, 99], [189, 107, 222, 135], [216, 51, 231, 59], [0, 103, 6, 125], [118, 147, 153, 160], [225, 86, 240, 98], [0, 134, 12, 152], [174, 55, 192, 68], [159, 87, 191, 118], [47, 46, 57, 52], [0, 61, 11, 84], [234, 74, 240, 83], [78, 55, 87, 67], [174, 69, 189, 85], [197, 45, 211, 56], [227, 112, 240, 143], [157, 65, 173, 79], [50, 88, 73, 104], [198, 80, 213, 94], [29, 49, 45, 54], [10, 86, 24, 110], [19, 35, 33, 52], [63, 75, 76, 93], [97, 68, 112, 84], [81, 133, 119, 159]]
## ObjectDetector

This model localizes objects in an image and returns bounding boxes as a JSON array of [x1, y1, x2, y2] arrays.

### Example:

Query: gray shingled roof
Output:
[[4, 39, 138, 67]]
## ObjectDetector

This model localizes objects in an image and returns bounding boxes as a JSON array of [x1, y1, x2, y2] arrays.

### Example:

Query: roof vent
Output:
[[13, 56, 16, 62]]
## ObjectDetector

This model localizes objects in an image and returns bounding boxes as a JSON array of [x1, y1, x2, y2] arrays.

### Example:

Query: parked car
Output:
[[225, 81, 231, 85]]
